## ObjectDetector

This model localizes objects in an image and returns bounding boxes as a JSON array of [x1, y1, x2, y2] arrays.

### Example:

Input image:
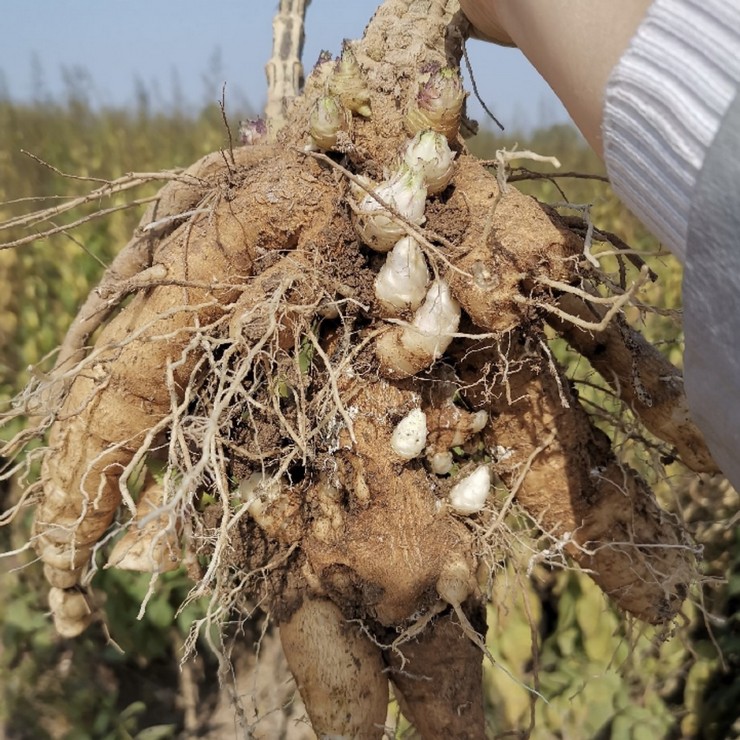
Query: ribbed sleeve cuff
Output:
[[603, 0, 740, 263]]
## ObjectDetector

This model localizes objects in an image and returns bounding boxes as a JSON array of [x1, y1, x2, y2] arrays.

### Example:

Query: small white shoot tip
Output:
[[411, 279, 461, 341], [374, 236, 430, 312], [391, 408, 428, 460], [430, 451, 454, 475], [470, 410, 488, 433], [449, 465, 491, 515]]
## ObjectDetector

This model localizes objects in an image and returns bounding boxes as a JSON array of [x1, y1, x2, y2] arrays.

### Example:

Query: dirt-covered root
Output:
[[107, 474, 181, 573], [33, 149, 344, 611], [383, 601, 487, 740], [548, 292, 718, 474], [278, 597, 389, 739], [300, 377, 478, 627], [35, 228, 237, 592], [457, 335, 695, 624], [51, 145, 272, 381], [445, 156, 584, 336]]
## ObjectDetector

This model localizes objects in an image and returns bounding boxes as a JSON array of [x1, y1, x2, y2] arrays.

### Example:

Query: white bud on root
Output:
[[402, 130, 456, 195], [349, 173, 375, 202], [374, 237, 430, 313], [309, 95, 351, 151], [354, 167, 427, 252], [436, 556, 475, 608], [412, 280, 461, 354], [471, 410, 489, 434], [405, 66, 466, 142], [376, 280, 461, 378], [238, 117, 268, 146], [390, 408, 428, 460], [430, 450, 454, 475], [448, 465, 491, 515], [327, 45, 372, 118], [239, 472, 282, 531]]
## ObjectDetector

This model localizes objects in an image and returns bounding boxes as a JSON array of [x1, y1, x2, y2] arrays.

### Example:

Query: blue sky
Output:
[[0, 0, 570, 132]]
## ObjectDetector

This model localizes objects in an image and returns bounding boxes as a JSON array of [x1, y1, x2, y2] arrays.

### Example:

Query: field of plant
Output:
[[1, 5, 738, 737]]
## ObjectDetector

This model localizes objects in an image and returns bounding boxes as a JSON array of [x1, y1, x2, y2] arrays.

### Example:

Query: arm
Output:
[[460, 0, 651, 156]]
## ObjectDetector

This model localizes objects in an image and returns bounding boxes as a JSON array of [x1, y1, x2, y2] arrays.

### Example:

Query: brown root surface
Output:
[[549, 292, 718, 474], [383, 601, 487, 739], [446, 157, 584, 334], [303, 378, 475, 627], [455, 334, 695, 624], [33, 148, 344, 595], [279, 597, 388, 739], [52, 145, 272, 379]]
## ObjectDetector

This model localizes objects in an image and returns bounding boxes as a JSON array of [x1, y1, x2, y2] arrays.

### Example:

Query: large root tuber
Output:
[[50, 146, 270, 390], [383, 602, 488, 740], [34, 148, 341, 598], [279, 597, 388, 739]]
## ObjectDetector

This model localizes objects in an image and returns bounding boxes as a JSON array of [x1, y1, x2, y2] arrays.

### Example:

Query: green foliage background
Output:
[[1, 85, 738, 739]]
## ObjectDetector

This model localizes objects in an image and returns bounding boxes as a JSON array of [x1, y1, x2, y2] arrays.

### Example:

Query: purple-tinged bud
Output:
[[406, 67, 466, 142], [238, 117, 268, 146]]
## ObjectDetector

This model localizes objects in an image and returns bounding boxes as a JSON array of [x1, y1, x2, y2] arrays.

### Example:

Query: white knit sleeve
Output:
[[602, 0, 740, 263]]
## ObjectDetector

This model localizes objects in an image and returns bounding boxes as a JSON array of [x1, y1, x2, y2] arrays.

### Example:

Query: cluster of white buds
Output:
[[346, 73, 462, 377], [356, 131, 455, 253], [374, 236, 430, 313]]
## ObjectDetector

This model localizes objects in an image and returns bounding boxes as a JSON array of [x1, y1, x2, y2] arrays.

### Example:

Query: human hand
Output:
[[458, 0, 652, 157], [459, 0, 515, 46]]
